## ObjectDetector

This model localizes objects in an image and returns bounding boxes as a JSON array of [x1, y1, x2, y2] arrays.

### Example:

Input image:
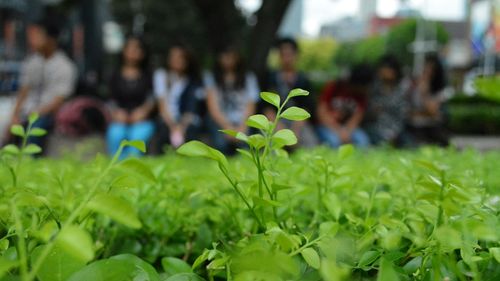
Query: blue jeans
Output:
[[316, 126, 370, 148], [106, 121, 155, 159], [208, 119, 241, 155], [27, 114, 54, 155]]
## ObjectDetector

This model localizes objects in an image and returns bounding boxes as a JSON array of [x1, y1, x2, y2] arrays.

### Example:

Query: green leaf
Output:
[[319, 221, 339, 237], [338, 144, 354, 160], [272, 129, 297, 147], [0, 256, 18, 279], [161, 257, 192, 276], [246, 114, 270, 130], [235, 132, 249, 143], [177, 141, 227, 167], [260, 92, 280, 108], [0, 239, 8, 250], [2, 144, 20, 155], [288, 88, 309, 98], [119, 158, 156, 182], [23, 144, 42, 155], [320, 259, 350, 281], [236, 149, 253, 160], [322, 193, 341, 220], [121, 140, 146, 153], [247, 134, 266, 149], [271, 183, 293, 192], [381, 231, 401, 251], [252, 196, 281, 207], [207, 257, 229, 270], [358, 251, 381, 269], [301, 248, 321, 269], [489, 247, 500, 263], [35, 220, 59, 242], [219, 129, 238, 137], [56, 225, 94, 263], [87, 193, 142, 229], [10, 125, 25, 137], [164, 273, 205, 281], [377, 257, 400, 281], [111, 254, 160, 281], [192, 250, 209, 270], [68, 254, 160, 281], [29, 128, 47, 137], [435, 226, 462, 252], [280, 106, 310, 121], [31, 245, 87, 281], [28, 112, 39, 124]]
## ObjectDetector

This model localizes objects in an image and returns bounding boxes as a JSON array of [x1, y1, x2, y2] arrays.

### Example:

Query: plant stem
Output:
[[26, 146, 124, 281], [219, 164, 264, 230], [12, 202, 28, 281]]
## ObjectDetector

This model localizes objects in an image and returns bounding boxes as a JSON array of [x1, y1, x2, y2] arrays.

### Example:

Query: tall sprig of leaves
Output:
[[178, 89, 310, 230]]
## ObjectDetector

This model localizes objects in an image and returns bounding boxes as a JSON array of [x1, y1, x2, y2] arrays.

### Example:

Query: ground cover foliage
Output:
[[0, 90, 499, 281]]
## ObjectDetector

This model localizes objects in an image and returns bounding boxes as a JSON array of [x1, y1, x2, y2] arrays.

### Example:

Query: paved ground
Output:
[[450, 136, 500, 152]]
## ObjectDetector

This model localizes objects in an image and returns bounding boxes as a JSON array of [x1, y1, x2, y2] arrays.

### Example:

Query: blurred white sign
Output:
[[103, 22, 124, 54]]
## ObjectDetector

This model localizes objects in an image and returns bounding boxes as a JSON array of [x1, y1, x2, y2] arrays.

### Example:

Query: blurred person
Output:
[[364, 55, 410, 146], [6, 19, 76, 152], [107, 36, 155, 158], [316, 64, 373, 148], [204, 46, 260, 154], [153, 44, 203, 152], [407, 54, 451, 146], [263, 37, 316, 147]]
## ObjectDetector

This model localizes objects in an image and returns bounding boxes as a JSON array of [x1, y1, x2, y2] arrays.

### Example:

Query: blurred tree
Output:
[[334, 36, 385, 67], [269, 38, 339, 74], [111, 0, 207, 66], [110, 0, 291, 78], [386, 19, 449, 66], [334, 19, 449, 69]]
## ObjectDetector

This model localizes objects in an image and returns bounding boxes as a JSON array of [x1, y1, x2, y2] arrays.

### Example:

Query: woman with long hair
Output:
[[408, 54, 451, 146], [106, 36, 155, 158], [153, 44, 203, 151], [204, 46, 260, 153]]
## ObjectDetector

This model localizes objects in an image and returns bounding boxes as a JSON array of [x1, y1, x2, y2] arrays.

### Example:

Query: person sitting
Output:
[[204, 46, 260, 154], [407, 54, 451, 146], [263, 37, 317, 147], [7, 19, 76, 154], [106, 36, 155, 158], [316, 64, 372, 148], [153, 44, 203, 151], [364, 55, 410, 147]]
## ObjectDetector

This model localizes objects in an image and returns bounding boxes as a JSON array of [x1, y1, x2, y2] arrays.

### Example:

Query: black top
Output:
[[262, 70, 315, 122], [108, 70, 153, 112]]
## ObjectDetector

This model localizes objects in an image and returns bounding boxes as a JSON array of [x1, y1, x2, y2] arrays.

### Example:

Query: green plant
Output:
[[177, 89, 341, 279], [0, 104, 499, 281], [0, 115, 156, 281]]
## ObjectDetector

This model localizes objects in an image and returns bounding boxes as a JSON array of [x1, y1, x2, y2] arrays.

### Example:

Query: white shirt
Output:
[[203, 72, 260, 125], [20, 51, 76, 115], [154, 69, 188, 122]]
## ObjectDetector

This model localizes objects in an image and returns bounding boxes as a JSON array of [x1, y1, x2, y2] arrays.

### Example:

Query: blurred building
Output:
[[278, 0, 304, 37], [319, 17, 367, 42]]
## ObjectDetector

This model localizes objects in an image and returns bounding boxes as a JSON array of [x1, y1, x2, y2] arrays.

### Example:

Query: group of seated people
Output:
[[3, 20, 451, 158]]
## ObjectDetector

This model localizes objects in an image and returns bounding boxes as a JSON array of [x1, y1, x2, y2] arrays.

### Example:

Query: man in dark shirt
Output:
[[316, 65, 372, 148], [263, 37, 316, 147]]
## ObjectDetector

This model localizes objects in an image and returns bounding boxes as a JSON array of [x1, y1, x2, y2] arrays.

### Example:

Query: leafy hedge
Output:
[[448, 93, 500, 135], [1, 147, 499, 280], [0, 92, 499, 281]]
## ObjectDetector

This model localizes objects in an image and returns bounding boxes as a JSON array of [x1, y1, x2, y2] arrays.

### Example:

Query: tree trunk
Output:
[[191, 0, 246, 53], [249, 0, 292, 83]]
